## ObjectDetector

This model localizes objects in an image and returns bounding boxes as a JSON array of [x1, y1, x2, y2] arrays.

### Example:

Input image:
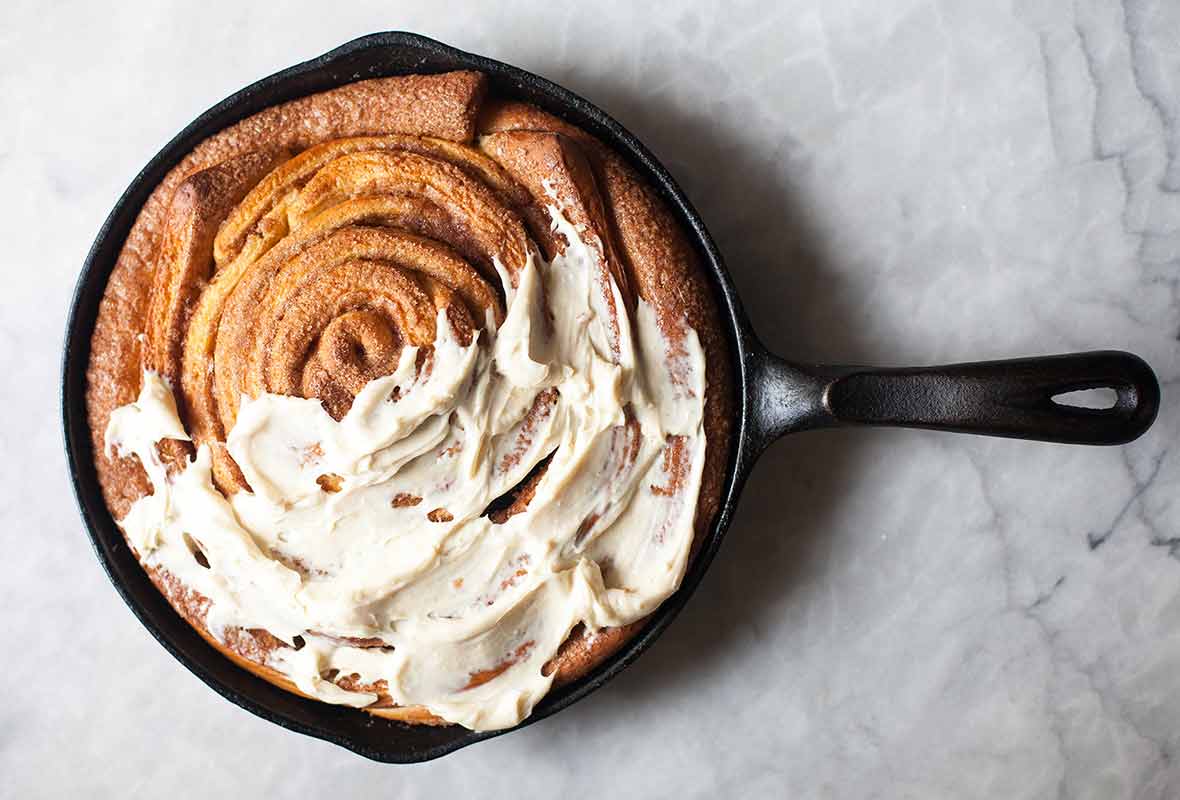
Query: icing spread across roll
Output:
[[105, 204, 707, 730]]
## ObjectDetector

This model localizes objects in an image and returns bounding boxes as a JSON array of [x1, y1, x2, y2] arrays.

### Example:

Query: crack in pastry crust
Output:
[[86, 70, 733, 725]]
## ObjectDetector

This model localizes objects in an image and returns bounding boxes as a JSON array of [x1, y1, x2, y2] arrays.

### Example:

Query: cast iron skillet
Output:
[[62, 32, 1161, 763]]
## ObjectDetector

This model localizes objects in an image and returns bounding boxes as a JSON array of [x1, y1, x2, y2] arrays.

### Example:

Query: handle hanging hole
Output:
[[1051, 387, 1119, 410]]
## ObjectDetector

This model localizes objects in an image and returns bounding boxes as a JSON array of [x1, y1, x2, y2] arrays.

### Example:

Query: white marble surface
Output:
[[2, 0, 1178, 796]]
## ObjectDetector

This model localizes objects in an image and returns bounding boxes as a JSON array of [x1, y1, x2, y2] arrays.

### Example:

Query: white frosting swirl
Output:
[[106, 205, 708, 730]]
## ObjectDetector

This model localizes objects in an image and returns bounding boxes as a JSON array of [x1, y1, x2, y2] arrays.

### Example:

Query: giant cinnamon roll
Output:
[[87, 71, 732, 730]]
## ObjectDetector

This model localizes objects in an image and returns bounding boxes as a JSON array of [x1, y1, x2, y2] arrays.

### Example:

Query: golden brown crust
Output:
[[145, 149, 290, 384], [85, 73, 733, 724]]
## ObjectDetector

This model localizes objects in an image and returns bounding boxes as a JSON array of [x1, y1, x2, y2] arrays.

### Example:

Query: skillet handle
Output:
[[749, 350, 1160, 448]]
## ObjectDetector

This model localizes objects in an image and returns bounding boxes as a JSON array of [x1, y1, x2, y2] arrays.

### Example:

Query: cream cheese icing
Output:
[[105, 204, 708, 731]]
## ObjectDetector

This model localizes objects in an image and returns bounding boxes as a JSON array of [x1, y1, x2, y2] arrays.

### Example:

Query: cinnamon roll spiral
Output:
[[87, 70, 732, 729]]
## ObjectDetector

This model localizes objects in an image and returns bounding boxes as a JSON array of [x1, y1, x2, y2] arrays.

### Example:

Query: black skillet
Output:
[[61, 32, 1161, 763]]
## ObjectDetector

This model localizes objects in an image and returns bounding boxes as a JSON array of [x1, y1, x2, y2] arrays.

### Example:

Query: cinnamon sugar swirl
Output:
[[87, 70, 732, 730]]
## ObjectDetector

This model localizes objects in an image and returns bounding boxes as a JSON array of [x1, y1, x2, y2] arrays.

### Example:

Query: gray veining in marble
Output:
[[2, 0, 1178, 797]]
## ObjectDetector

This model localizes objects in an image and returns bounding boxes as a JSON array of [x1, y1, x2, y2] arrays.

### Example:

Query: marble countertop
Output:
[[3, 0, 1178, 796]]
